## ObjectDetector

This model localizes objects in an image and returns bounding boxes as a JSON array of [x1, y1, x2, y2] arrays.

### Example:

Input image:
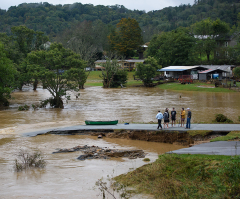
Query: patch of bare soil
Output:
[[197, 85, 215, 88]]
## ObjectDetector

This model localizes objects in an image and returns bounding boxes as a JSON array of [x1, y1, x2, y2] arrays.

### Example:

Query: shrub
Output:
[[143, 158, 150, 162], [18, 104, 30, 111], [110, 69, 128, 88], [14, 150, 46, 172], [214, 114, 233, 123], [32, 104, 39, 110]]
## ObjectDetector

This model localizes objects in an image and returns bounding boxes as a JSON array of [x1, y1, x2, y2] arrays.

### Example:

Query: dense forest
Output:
[[1, 0, 240, 42]]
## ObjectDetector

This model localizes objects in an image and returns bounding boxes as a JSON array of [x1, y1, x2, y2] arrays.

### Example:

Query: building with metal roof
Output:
[[94, 59, 145, 71], [159, 65, 233, 80], [159, 66, 208, 79], [197, 65, 234, 77], [198, 68, 229, 81]]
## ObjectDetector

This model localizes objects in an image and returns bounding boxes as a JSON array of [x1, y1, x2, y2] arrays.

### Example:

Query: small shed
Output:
[[197, 65, 235, 78], [198, 68, 228, 81]]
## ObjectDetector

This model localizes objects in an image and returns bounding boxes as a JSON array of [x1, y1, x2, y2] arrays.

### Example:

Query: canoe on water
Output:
[[85, 120, 118, 125]]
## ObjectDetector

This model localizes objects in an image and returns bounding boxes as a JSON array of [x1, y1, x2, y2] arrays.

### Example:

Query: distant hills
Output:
[[0, 0, 240, 42]]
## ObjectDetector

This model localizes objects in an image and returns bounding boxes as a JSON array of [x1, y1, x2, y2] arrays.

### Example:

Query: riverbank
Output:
[[85, 71, 143, 87], [156, 82, 238, 92], [115, 153, 240, 199], [85, 71, 238, 92]]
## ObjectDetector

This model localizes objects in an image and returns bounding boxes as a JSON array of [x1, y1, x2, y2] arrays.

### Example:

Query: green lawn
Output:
[[85, 71, 103, 87], [157, 82, 236, 92], [187, 130, 213, 137], [85, 71, 143, 87], [210, 131, 240, 142], [115, 154, 240, 199]]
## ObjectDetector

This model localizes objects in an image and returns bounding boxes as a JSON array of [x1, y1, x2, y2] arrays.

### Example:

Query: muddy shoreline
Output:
[[43, 129, 229, 146]]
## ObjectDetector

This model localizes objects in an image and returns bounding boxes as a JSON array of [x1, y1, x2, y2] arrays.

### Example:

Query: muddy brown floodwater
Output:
[[0, 86, 239, 198], [0, 86, 240, 133], [0, 134, 186, 199]]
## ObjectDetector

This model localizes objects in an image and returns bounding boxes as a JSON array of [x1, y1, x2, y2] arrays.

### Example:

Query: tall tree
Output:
[[10, 26, 49, 90], [26, 43, 87, 108], [147, 28, 196, 67], [11, 25, 49, 59], [108, 18, 143, 58], [191, 18, 230, 61], [56, 20, 109, 69], [233, 67, 240, 78], [11, 25, 35, 58], [99, 58, 128, 88], [135, 56, 160, 87], [0, 42, 17, 106]]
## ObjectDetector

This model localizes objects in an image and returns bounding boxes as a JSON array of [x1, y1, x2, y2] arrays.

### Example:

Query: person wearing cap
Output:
[[186, 108, 192, 129], [156, 110, 163, 129]]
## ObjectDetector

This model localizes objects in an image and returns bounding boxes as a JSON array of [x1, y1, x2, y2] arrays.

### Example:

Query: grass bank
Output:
[[85, 71, 143, 87], [187, 130, 212, 137], [85, 71, 236, 92], [157, 82, 236, 93], [211, 131, 240, 142], [115, 154, 240, 199], [85, 71, 102, 87]]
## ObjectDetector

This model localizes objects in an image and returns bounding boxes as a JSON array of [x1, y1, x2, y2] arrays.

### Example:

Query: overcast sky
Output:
[[1, 0, 193, 12]]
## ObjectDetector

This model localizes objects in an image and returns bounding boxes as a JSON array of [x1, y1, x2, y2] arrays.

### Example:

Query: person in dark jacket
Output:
[[171, 107, 177, 127], [163, 108, 169, 129], [186, 108, 192, 129]]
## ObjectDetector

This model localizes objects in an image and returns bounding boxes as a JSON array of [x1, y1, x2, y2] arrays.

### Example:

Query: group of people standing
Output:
[[156, 107, 192, 129]]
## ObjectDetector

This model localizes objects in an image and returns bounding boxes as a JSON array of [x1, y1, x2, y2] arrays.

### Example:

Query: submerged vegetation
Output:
[[115, 154, 240, 199], [14, 150, 46, 172], [18, 104, 30, 111]]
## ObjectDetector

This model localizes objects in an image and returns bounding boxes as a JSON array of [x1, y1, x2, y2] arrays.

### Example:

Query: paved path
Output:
[[22, 123, 240, 156], [168, 141, 240, 156], [23, 123, 240, 137]]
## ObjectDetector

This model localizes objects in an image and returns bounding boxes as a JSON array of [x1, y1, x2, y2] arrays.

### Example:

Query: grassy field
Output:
[[157, 82, 236, 92], [85, 71, 143, 87], [115, 154, 240, 199], [210, 131, 240, 142], [84, 71, 102, 87]]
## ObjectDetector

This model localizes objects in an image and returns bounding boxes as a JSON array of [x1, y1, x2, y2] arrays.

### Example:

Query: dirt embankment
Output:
[[91, 130, 227, 146], [47, 129, 228, 146], [91, 130, 193, 146]]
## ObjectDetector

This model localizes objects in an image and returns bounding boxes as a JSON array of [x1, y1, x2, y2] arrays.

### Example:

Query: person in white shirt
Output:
[[156, 110, 163, 129]]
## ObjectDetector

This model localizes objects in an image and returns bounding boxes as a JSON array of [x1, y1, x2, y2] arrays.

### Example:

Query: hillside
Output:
[[0, 0, 240, 42]]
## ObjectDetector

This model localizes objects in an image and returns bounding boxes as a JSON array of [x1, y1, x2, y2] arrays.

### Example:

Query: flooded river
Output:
[[0, 86, 239, 133], [0, 86, 239, 198]]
